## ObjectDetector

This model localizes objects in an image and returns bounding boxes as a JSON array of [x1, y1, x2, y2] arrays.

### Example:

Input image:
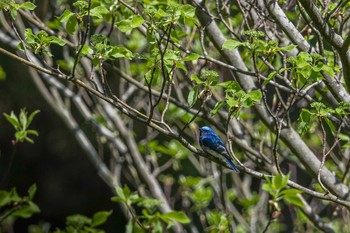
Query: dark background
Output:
[[0, 52, 126, 232]]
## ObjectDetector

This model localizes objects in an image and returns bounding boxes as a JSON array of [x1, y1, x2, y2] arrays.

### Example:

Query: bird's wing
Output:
[[201, 136, 230, 158], [201, 136, 239, 172]]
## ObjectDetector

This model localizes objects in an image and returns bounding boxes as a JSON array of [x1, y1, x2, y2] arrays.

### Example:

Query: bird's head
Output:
[[199, 126, 215, 136]]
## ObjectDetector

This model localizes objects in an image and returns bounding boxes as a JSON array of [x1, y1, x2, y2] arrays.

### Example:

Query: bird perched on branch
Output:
[[199, 126, 239, 172]]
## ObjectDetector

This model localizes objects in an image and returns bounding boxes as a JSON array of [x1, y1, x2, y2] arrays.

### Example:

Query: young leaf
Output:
[[187, 85, 199, 107], [280, 189, 302, 196], [162, 211, 190, 224], [12, 201, 40, 218], [90, 6, 109, 18], [19, 2, 36, 10], [222, 40, 243, 50], [48, 36, 66, 46], [19, 109, 28, 129], [27, 110, 40, 127], [189, 73, 203, 84], [131, 15, 145, 28], [66, 15, 78, 34], [181, 53, 200, 62], [116, 19, 133, 32], [60, 10, 75, 23], [211, 101, 225, 116], [28, 183, 37, 200], [284, 193, 304, 207], [91, 210, 112, 227], [0, 190, 12, 207], [4, 112, 20, 129], [279, 44, 297, 52], [115, 186, 125, 200]]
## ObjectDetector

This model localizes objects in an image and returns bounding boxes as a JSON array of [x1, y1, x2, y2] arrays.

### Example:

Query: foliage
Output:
[[52, 211, 112, 233], [0, 184, 40, 231], [263, 173, 303, 211], [112, 185, 190, 232], [1, 0, 350, 232], [0, 185, 111, 233], [4, 109, 40, 144]]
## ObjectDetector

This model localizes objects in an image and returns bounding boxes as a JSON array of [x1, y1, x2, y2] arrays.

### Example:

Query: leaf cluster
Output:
[[52, 211, 112, 233], [4, 109, 40, 144], [0, 184, 40, 228], [112, 186, 190, 233], [18, 29, 66, 56], [0, 0, 35, 19], [262, 173, 303, 212]]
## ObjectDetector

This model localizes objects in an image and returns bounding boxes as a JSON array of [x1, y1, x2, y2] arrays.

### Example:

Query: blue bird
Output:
[[199, 126, 239, 172]]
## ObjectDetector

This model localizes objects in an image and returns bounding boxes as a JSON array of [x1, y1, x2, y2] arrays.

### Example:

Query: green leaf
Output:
[[162, 211, 190, 224], [109, 46, 133, 60], [222, 40, 243, 50], [179, 176, 202, 187], [123, 185, 131, 198], [81, 45, 94, 55], [10, 9, 17, 19], [28, 184, 37, 200], [279, 44, 297, 52], [24, 137, 34, 144], [66, 15, 78, 34], [247, 90, 262, 101], [27, 110, 40, 127], [321, 64, 335, 77], [0, 190, 11, 207], [264, 68, 289, 85], [339, 133, 350, 141], [59, 10, 75, 23], [131, 15, 145, 28], [19, 109, 28, 128], [189, 73, 203, 84], [0, 66, 6, 81], [15, 131, 27, 141], [116, 19, 133, 32], [12, 201, 40, 218], [4, 112, 20, 128], [180, 4, 196, 18], [280, 189, 302, 196], [111, 197, 124, 203], [66, 214, 91, 227], [264, 71, 277, 85], [181, 53, 200, 62], [324, 117, 336, 133], [90, 6, 109, 18], [281, 173, 290, 188], [284, 193, 304, 207], [24, 28, 37, 45], [115, 186, 125, 200], [19, 2, 36, 10], [73, 0, 88, 12], [190, 187, 213, 209], [226, 97, 239, 109], [48, 36, 66, 46], [262, 183, 274, 194], [26, 130, 39, 137], [201, 70, 219, 85], [91, 210, 112, 227], [272, 173, 289, 190], [136, 198, 163, 210], [211, 101, 225, 116], [187, 85, 198, 107]]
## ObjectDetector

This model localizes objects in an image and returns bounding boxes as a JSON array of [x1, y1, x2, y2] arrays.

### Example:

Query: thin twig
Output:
[[317, 117, 330, 194], [71, 0, 92, 80], [252, 52, 282, 174]]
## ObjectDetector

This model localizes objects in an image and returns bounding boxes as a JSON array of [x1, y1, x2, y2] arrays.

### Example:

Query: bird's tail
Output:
[[226, 158, 240, 173]]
